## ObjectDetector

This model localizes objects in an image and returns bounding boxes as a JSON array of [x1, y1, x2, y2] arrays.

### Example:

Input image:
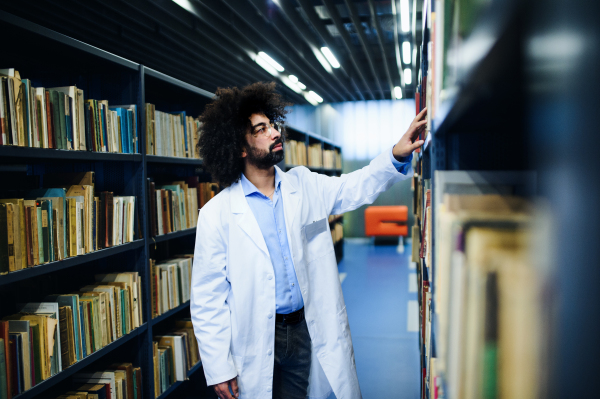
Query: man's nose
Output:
[[271, 126, 281, 140]]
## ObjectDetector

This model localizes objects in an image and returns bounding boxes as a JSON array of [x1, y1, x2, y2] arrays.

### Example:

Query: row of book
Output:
[[0, 172, 137, 274], [52, 365, 143, 399], [148, 178, 217, 237], [307, 143, 323, 168], [331, 221, 343, 245], [284, 140, 307, 166], [152, 318, 200, 398], [0, 271, 143, 398], [149, 256, 192, 319], [323, 149, 342, 170], [0, 69, 138, 153], [145, 104, 200, 158]]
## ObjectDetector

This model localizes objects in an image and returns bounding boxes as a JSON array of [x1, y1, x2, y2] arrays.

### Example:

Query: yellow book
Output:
[[0, 199, 26, 269]]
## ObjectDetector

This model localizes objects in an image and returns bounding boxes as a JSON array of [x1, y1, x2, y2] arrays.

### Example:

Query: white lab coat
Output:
[[191, 150, 412, 398]]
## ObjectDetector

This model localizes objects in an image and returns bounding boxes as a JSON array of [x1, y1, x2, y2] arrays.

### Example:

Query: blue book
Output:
[[79, 303, 87, 358], [110, 105, 138, 154], [118, 109, 128, 154], [8, 333, 22, 394], [22, 79, 31, 147], [127, 110, 134, 154]]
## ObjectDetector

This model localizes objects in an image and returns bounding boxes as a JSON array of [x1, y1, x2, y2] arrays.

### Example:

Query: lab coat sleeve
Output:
[[315, 148, 413, 216], [190, 207, 237, 386]]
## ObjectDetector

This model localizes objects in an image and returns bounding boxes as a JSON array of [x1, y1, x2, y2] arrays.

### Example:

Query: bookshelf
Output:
[[0, 10, 207, 399], [280, 126, 345, 263], [407, 0, 594, 397]]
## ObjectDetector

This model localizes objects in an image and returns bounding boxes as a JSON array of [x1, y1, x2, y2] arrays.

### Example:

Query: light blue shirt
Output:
[[241, 170, 304, 314], [241, 146, 412, 314]]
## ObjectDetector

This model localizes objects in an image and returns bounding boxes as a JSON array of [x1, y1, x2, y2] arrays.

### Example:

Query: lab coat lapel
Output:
[[276, 166, 299, 251], [229, 180, 270, 256]]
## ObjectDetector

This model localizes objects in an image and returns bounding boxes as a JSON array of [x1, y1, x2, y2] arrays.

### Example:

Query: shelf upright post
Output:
[[138, 64, 156, 399]]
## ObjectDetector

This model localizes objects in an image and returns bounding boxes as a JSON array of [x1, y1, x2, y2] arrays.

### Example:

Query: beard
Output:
[[246, 137, 285, 169]]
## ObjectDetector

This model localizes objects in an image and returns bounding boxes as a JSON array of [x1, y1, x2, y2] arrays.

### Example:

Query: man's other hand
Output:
[[393, 107, 428, 160], [214, 377, 239, 399]]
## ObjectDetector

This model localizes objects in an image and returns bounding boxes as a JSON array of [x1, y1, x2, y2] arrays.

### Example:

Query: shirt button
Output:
[[292, 283, 295, 287], [285, 257, 288, 260], [268, 349, 273, 356], [268, 313, 273, 319], [267, 274, 273, 280]]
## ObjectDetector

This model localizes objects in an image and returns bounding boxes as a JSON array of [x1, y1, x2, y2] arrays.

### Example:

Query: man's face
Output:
[[243, 113, 285, 169]]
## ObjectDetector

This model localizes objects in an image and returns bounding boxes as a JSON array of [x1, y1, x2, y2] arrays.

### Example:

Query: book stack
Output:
[[323, 149, 340, 170], [149, 256, 193, 318], [145, 104, 200, 158], [0, 69, 138, 153], [52, 365, 143, 399], [307, 143, 323, 168], [283, 140, 307, 166], [331, 222, 343, 245], [0, 272, 143, 397], [0, 172, 137, 274], [152, 318, 200, 398]]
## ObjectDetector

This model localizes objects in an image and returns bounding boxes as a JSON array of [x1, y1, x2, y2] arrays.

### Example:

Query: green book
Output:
[[36, 206, 44, 264], [120, 290, 127, 335], [29, 323, 41, 385], [38, 199, 53, 263], [0, 204, 8, 274], [0, 338, 6, 399], [49, 90, 61, 149], [58, 93, 67, 150]]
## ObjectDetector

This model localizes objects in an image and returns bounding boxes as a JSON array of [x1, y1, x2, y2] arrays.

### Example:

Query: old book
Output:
[[0, 204, 10, 274], [110, 363, 133, 399], [37, 200, 51, 263], [28, 188, 67, 261], [45, 295, 82, 363], [58, 307, 73, 369], [133, 367, 142, 399], [102, 192, 114, 248], [148, 180, 157, 237], [0, 338, 7, 399], [24, 201, 40, 265], [0, 322, 12, 399], [24, 206, 33, 266], [5, 203, 15, 272], [0, 200, 25, 270], [66, 198, 77, 257]]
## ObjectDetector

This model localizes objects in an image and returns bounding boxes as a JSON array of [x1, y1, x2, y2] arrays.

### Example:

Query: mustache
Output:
[[269, 138, 284, 151]]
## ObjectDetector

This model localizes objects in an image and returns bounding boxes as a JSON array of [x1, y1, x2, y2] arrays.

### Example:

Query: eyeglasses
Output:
[[251, 122, 282, 138]]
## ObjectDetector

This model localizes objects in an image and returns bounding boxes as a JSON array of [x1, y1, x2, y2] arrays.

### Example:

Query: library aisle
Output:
[[327, 239, 420, 399]]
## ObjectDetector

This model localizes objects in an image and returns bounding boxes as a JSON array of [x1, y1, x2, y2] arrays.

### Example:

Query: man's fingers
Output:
[[416, 107, 428, 120], [407, 120, 428, 140], [411, 140, 425, 151], [230, 378, 239, 398]]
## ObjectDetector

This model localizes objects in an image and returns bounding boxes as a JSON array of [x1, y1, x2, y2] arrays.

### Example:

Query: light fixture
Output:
[[308, 91, 323, 103], [394, 86, 403, 99], [404, 68, 412, 85], [321, 47, 341, 68], [255, 56, 279, 76], [258, 51, 284, 72], [288, 75, 299, 83], [314, 48, 333, 73], [297, 81, 307, 90], [172, 0, 194, 12], [400, 0, 410, 33], [304, 93, 319, 106], [402, 42, 411, 64], [281, 76, 302, 93]]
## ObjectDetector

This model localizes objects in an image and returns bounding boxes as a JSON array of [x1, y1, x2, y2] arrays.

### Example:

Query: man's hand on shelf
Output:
[[393, 107, 428, 160]]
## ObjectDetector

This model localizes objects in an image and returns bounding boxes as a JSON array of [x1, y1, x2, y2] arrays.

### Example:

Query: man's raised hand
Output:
[[392, 107, 428, 160]]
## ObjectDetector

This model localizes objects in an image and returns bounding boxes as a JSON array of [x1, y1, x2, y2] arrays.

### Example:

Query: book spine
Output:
[[106, 193, 113, 247], [5, 204, 15, 272], [85, 102, 93, 152], [24, 207, 33, 267], [0, 205, 9, 274], [45, 90, 53, 148]]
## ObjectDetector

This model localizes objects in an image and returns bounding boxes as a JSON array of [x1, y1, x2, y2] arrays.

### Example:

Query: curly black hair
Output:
[[197, 81, 291, 188]]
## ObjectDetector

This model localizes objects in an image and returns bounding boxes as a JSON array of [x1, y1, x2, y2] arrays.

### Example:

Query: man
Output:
[[191, 82, 426, 399]]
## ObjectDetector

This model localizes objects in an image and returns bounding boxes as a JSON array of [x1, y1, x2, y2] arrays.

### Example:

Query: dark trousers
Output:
[[273, 317, 312, 399]]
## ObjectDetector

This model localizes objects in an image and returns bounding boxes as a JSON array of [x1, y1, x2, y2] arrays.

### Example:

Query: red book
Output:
[[0, 321, 12, 399], [45, 90, 54, 149]]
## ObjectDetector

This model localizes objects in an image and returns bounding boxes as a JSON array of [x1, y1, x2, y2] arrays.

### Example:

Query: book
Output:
[[7, 321, 31, 391], [0, 338, 7, 399], [0, 322, 12, 399]]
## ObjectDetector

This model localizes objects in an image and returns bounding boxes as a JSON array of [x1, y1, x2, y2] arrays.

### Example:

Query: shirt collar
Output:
[[241, 169, 282, 197]]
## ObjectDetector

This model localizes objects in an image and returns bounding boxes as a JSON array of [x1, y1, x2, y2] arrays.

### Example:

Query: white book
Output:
[[77, 89, 85, 150], [35, 87, 48, 148], [112, 197, 119, 246], [161, 269, 169, 311], [169, 334, 186, 381]]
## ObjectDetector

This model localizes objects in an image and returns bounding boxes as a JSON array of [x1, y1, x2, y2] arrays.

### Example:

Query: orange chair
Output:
[[365, 206, 408, 247]]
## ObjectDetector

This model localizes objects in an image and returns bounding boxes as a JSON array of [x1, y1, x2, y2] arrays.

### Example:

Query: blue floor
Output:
[[326, 238, 420, 399]]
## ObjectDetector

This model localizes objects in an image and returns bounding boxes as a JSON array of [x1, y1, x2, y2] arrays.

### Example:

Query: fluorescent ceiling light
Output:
[[288, 75, 299, 83], [308, 91, 323, 103], [258, 51, 284, 72], [172, 0, 194, 12], [394, 86, 403, 99], [402, 42, 411, 64], [314, 48, 333, 73], [321, 47, 341, 68], [297, 81, 307, 90], [281, 76, 302, 93], [255, 55, 279, 76], [400, 0, 410, 32], [304, 93, 319, 106], [404, 68, 412, 85]]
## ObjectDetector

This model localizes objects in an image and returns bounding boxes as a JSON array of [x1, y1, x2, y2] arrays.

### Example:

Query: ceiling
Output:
[[0, 0, 423, 105]]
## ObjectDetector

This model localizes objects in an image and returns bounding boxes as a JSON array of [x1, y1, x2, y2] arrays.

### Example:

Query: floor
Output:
[[326, 238, 420, 399]]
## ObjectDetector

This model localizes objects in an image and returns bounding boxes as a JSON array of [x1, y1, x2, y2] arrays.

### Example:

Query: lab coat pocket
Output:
[[302, 219, 333, 264]]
